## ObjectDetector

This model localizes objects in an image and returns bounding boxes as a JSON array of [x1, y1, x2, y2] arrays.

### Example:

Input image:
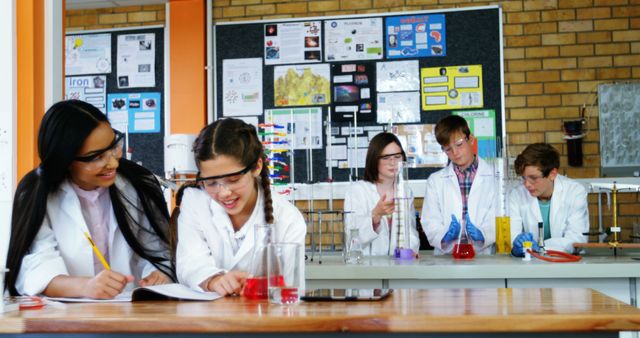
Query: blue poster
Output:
[[106, 92, 161, 134], [385, 14, 446, 59]]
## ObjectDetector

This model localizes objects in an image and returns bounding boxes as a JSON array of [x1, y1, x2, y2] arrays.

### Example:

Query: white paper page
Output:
[[223, 58, 263, 116], [133, 283, 222, 301], [45, 292, 132, 303]]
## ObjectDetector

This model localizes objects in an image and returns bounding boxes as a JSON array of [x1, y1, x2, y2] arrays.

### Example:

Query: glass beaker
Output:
[[344, 228, 363, 264], [392, 161, 415, 259], [268, 242, 301, 305], [453, 216, 475, 259], [244, 224, 274, 299]]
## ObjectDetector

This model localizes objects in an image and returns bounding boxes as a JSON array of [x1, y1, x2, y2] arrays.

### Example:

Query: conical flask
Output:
[[453, 216, 475, 259], [244, 224, 274, 299]]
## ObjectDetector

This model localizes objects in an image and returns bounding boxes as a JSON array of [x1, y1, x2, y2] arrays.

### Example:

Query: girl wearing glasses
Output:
[[344, 132, 420, 256], [176, 118, 306, 296], [5, 100, 174, 298], [508, 143, 588, 256]]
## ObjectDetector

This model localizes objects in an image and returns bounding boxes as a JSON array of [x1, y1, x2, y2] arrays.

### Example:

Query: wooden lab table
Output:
[[1, 288, 640, 337]]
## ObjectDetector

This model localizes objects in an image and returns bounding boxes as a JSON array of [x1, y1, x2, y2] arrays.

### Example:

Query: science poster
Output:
[[266, 108, 323, 150], [116, 33, 155, 88], [331, 62, 376, 122], [107, 92, 161, 134], [324, 18, 383, 62], [65, 33, 111, 75], [274, 64, 330, 107], [376, 60, 420, 92], [377, 92, 420, 124], [264, 21, 322, 65], [393, 124, 448, 167], [385, 14, 446, 59], [222, 58, 263, 116], [454, 109, 497, 159], [421, 64, 484, 111], [65, 76, 107, 113]]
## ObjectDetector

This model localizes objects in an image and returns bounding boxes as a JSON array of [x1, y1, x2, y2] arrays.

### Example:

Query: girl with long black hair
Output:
[[4, 100, 175, 298]]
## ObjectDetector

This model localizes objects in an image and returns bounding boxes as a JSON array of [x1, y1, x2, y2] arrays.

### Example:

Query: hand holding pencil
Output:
[[83, 231, 133, 299]]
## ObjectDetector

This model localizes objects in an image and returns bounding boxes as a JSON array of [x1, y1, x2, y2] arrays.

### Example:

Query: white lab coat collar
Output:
[[520, 174, 570, 239], [207, 185, 265, 270]]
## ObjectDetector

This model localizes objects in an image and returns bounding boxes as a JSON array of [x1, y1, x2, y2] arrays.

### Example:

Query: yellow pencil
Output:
[[84, 231, 111, 270]]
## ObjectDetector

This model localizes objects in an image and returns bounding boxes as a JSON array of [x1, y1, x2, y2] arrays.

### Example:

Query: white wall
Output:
[[0, 0, 16, 270]]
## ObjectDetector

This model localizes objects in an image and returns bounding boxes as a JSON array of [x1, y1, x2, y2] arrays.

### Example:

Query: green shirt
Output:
[[538, 199, 551, 240]]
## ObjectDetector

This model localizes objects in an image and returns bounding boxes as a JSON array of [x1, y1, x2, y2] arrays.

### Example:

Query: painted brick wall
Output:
[[67, 1, 640, 246]]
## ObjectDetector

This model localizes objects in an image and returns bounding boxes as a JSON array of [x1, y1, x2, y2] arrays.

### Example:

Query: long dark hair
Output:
[[168, 180, 198, 262], [363, 132, 406, 183], [4, 100, 175, 295], [193, 118, 274, 224]]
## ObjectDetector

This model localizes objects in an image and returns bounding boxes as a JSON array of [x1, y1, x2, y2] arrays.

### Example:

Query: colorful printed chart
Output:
[[107, 92, 161, 134], [420, 65, 484, 111], [274, 64, 330, 107], [385, 14, 446, 59], [454, 109, 497, 159]]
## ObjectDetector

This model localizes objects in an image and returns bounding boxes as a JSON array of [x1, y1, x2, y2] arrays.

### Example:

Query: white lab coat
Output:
[[176, 187, 307, 291], [508, 174, 588, 253], [421, 158, 497, 255], [16, 175, 162, 296], [344, 181, 420, 255]]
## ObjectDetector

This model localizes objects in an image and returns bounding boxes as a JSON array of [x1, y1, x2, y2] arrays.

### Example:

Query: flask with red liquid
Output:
[[243, 224, 275, 299], [453, 216, 475, 259]]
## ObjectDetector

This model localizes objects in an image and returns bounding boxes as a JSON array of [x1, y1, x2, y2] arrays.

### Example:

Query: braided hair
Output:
[[193, 118, 274, 224]]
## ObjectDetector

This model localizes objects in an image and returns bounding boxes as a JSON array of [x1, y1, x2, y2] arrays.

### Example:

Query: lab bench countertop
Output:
[[306, 254, 640, 279], [2, 288, 640, 335]]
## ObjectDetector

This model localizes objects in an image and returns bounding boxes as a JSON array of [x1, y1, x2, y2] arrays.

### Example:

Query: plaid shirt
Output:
[[453, 156, 479, 220]]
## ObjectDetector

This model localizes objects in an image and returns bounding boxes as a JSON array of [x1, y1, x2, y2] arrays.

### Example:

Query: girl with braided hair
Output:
[[176, 118, 306, 296]]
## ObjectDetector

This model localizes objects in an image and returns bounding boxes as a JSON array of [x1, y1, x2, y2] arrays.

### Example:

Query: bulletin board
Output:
[[213, 6, 504, 184], [65, 27, 165, 176]]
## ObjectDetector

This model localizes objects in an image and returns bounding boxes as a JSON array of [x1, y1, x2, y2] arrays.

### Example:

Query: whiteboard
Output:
[[598, 83, 640, 176]]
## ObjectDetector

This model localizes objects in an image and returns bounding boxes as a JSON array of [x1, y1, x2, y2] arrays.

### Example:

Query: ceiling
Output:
[[66, 0, 167, 10]]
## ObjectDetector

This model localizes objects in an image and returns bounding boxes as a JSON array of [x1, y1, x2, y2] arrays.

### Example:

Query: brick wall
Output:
[[65, 5, 165, 32], [67, 0, 640, 244]]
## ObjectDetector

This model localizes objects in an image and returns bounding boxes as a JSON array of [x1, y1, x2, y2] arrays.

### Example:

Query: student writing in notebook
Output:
[[176, 118, 306, 296], [4, 100, 174, 299]]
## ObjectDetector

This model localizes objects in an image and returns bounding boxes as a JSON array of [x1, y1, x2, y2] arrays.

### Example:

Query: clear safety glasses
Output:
[[521, 174, 546, 184], [378, 152, 403, 163], [441, 137, 469, 154], [197, 164, 254, 194], [74, 130, 125, 171]]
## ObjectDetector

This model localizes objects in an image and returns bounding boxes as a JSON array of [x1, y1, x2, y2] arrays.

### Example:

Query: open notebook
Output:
[[45, 283, 222, 303]]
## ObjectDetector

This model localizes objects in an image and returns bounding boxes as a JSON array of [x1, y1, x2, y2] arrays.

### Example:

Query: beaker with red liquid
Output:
[[244, 224, 274, 299], [452, 216, 475, 259], [244, 275, 285, 300], [453, 243, 475, 259]]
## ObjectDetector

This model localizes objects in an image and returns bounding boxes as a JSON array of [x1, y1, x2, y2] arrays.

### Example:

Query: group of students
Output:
[[346, 114, 589, 257], [3, 100, 588, 300]]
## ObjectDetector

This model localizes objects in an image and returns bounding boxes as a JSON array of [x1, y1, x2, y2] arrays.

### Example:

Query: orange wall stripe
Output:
[[169, 0, 207, 134], [16, 0, 45, 182]]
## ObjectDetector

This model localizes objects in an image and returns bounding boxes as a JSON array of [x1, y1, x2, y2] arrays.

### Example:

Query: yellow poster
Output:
[[274, 64, 330, 107], [420, 65, 483, 111]]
